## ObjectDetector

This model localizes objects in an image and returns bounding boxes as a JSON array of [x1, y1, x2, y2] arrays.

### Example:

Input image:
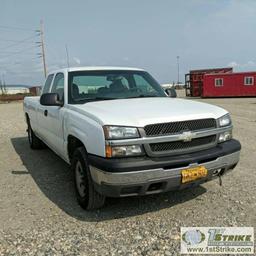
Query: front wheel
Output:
[[71, 147, 105, 210]]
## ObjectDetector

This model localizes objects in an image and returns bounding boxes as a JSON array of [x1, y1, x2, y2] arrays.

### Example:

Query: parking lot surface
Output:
[[0, 95, 255, 255]]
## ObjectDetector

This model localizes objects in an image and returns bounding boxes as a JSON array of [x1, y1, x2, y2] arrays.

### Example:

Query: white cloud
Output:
[[228, 61, 239, 68], [228, 60, 256, 70], [33, 67, 43, 72], [73, 57, 81, 65], [47, 64, 61, 70], [247, 61, 255, 67]]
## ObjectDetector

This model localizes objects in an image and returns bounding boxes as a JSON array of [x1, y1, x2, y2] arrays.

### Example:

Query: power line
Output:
[[0, 63, 38, 70], [0, 21, 48, 79], [0, 55, 40, 66], [0, 25, 35, 32], [0, 46, 36, 54], [0, 38, 32, 43], [0, 61, 42, 77], [0, 46, 36, 57], [0, 35, 37, 51]]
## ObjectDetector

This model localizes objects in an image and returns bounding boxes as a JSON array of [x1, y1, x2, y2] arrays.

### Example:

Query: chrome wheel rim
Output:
[[75, 161, 86, 197]]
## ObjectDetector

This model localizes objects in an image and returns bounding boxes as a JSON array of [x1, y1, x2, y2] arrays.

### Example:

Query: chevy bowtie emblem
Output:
[[180, 131, 193, 142]]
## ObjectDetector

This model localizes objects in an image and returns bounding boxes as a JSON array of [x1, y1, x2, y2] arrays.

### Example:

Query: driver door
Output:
[[41, 73, 66, 157]]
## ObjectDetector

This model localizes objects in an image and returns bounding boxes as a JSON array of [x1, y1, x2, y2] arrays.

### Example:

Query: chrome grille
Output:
[[144, 119, 216, 137], [150, 135, 216, 152]]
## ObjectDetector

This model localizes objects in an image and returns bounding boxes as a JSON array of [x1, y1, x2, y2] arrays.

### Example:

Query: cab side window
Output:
[[42, 74, 54, 94], [51, 73, 64, 102]]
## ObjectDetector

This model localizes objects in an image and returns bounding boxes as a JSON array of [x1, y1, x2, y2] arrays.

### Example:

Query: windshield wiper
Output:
[[127, 95, 159, 99], [74, 97, 117, 103], [93, 96, 117, 100], [74, 95, 159, 104]]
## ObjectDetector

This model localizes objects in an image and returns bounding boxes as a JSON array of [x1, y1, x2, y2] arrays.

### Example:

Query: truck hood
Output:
[[71, 98, 227, 127]]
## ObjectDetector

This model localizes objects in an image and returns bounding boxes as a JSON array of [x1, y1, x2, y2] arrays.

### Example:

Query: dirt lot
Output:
[[0, 95, 255, 255]]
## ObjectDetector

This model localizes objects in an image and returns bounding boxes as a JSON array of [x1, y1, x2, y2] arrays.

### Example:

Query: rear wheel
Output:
[[71, 147, 105, 210], [27, 117, 44, 149]]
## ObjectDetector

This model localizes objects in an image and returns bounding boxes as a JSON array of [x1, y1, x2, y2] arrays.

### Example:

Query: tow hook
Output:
[[212, 168, 223, 186], [218, 174, 222, 186]]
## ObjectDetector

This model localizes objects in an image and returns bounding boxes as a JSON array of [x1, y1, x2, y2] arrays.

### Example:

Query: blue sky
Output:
[[0, 0, 256, 85]]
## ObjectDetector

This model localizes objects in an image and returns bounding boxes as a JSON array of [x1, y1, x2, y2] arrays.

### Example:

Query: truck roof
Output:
[[49, 66, 145, 74]]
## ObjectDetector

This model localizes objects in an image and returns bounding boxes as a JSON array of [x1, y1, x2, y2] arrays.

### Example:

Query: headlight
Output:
[[218, 114, 232, 127], [218, 130, 232, 143], [105, 145, 143, 157], [104, 126, 139, 139]]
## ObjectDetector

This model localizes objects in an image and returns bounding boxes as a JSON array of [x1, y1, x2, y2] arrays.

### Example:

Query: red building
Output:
[[203, 71, 256, 97], [185, 67, 233, 97]]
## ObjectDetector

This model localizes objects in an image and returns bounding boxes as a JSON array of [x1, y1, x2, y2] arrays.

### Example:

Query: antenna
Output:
[[65, 44, 70, 68], [177, 56, 180, 84]]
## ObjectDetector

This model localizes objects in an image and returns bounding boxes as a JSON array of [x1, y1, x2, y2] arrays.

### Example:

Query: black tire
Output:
[[27, 118, 44, 149], [71, 147, 105, 210]]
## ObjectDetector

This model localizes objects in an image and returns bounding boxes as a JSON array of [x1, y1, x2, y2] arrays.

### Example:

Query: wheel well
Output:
[[67, 135, 85, 160]]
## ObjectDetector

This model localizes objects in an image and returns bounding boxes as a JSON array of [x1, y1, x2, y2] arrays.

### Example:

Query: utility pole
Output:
[[177, 56, 180, 85], [65, 44, 70, 68], [39, 20, 47, 78], [2, 74, 6, 94], [0, 76, 3, 95]]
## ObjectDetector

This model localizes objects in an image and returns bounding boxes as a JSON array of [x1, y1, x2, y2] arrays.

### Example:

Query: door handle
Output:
[[44, 110, 48, 116]]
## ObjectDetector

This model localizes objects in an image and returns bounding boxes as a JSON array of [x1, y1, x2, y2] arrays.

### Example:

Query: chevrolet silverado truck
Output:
[[23, 67, 241, 210]]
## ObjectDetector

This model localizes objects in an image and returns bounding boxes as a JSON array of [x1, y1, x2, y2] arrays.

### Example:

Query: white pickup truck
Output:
[[24, 67, 241, 210]]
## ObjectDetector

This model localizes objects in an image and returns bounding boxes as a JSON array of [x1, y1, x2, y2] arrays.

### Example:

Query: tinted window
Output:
[[68, 70, 166, 104], [51, 73, 64, 101], [134, 74, 157, 94], [42, 74, 54, 94]]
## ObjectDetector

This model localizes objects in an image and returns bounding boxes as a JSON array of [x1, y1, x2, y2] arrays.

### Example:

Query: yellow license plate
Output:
[[181, 166, 208, 184]]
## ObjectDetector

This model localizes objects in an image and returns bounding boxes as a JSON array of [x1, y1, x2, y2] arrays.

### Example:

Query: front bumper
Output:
[[89, 139, 241, 197]]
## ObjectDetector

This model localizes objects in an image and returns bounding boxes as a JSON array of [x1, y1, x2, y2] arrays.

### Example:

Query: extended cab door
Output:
[[41, 72, 67, 157]]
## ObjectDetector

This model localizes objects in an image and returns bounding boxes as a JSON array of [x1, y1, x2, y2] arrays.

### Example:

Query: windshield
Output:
[[68, 70, 166, 104]]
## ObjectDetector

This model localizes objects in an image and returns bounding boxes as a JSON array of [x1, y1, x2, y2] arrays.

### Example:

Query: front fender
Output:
[[64, 110, 106, 159]]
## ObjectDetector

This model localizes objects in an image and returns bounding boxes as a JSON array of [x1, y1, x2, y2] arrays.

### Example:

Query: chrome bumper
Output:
[[90, 151, 240, 186]]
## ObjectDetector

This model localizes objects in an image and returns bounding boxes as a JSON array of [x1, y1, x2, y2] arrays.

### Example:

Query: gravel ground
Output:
[[0, 95, 255, 255]]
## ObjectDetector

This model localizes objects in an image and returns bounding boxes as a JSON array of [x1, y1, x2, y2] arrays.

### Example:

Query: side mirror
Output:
[[165, 88, 177, 98], [40, 93, 63, 106]]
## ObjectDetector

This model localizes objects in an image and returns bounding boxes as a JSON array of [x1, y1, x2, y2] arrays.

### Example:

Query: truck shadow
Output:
[[11, 137, 207, 222]]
